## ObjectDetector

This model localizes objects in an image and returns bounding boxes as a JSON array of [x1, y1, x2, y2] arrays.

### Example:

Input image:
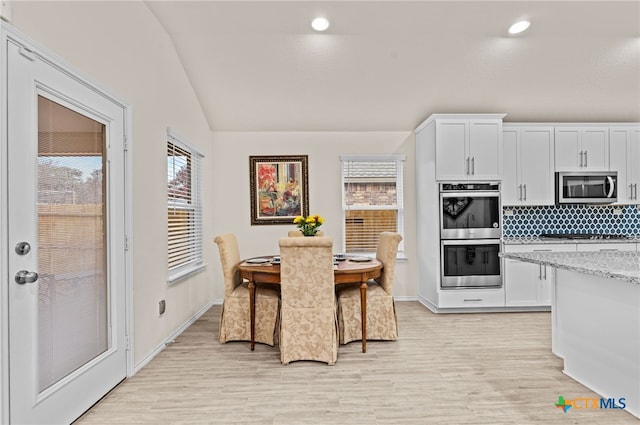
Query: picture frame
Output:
[[249, 155, 309, 225]]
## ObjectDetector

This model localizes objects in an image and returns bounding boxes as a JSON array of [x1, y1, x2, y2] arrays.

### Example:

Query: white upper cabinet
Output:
[[433, 115, 504, 181], [610, 126, 640, 204], [502, 126, 555, 206], [554, 127, 609, 171]]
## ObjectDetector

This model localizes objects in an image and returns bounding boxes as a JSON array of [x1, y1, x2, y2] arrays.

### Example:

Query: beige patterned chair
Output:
[[337, 232, 403, 344], [214, 233, 279, 346], [278, 236, 338, 365], [287, 230, 324, 237]]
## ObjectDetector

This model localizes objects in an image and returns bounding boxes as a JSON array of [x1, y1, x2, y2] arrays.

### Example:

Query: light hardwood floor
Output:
[[75, 302, 638, 424]]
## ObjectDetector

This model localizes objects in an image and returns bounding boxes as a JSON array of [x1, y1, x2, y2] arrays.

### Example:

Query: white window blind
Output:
[[167, 129, 204, 283], [341, 155, 405, 254]]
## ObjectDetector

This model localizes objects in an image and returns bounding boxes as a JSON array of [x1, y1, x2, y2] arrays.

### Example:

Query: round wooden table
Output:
[[237, 256, 383, 353]]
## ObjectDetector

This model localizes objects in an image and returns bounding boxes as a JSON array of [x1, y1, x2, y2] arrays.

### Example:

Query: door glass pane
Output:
[[441, 196, 500, 230], [562, 175, 617, 198], [442, 244, 500, 277], [37, 96, 108, 392]]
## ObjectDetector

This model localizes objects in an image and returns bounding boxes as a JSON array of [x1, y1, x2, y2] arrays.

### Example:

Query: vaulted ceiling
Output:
[[147, 1, 640, 132]]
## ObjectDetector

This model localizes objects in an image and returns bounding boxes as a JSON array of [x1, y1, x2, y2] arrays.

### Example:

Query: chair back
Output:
[[279, 236, 334, 308], [278, 236, 337, 364], [375, 232, 403, 294], [287, 230, 325, 237], [214, 233, 241, 297]]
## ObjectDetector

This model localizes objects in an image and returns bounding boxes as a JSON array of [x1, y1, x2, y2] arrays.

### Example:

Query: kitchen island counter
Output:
[[501, 250, 640, 284], [502, 249, 640, 419]]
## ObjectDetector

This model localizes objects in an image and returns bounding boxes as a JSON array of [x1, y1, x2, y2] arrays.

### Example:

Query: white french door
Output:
[[5, 32, 128, 424]]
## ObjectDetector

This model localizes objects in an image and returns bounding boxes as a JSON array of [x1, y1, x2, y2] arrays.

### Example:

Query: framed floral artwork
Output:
[[249, 155, 309, 225]]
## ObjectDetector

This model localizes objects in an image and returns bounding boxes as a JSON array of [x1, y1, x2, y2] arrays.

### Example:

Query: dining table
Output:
[[237, 255, 383, 353]]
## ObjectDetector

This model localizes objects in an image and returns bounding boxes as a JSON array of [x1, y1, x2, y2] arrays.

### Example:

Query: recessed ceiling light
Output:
[[508, 20, 530, 35], [311, 17, 330, 32]]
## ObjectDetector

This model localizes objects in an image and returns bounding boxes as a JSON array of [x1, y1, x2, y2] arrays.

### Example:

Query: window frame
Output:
[[340, 154, 406, 257], [167, 128, 205, 284]]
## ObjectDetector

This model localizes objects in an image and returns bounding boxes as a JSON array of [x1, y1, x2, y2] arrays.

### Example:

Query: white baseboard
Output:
[[393, 296, 418, 302], [132, 300, 215, 375]]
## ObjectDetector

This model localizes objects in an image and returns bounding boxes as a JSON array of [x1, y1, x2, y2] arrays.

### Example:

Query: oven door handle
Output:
[[440, 191, 500, 198], [441, 239, 501, 246]]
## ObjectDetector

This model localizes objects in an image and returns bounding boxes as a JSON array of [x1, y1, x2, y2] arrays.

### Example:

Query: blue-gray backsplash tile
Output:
[[502, 205, 640, 237]]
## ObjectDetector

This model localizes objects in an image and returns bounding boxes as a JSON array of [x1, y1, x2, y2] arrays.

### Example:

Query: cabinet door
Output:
[[505, 259, 541, 306], [628, 128, 640, 202], [501, 129, 520, 205], [469, 120, 501, 180], [610, 128, 631, 202], [555, 128, 580, 170], [538, 265, 553, 305], [436, 120, 467, 180], [520, 128, 554, 205], [581, 128, 609, 170]]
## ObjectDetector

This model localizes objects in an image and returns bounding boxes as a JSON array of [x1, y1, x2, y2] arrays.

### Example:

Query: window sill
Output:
[[168, 262, 206, 285]]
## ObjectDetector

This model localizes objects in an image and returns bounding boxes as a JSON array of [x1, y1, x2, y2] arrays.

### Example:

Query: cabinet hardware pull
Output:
[[523, 184, 527, 201], [538, 264, 542, 280], [543, 265, 547, 280], [466, 157, 470, 175], [471, 157, 475, 175], [631, 183, 635, 200], [584, 150, 588, 167], [579, 151, 584, 167], [518, 184, 522, 201], [463, 299, 482, 302]]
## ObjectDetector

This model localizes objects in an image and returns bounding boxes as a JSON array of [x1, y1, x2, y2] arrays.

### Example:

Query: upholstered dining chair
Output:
[[214, 233, 280, 346], [278, 236, 338, 365], [337, 232, 403, 344], [287, 230, 325, 237]]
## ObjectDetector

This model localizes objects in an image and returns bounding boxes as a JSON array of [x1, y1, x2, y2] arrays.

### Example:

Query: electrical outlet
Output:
[[503, 208, 514, 216], [159, 300, 166, 315], [613, 207, 623, 215]]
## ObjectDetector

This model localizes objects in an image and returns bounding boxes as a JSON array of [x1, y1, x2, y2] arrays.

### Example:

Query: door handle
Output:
[[471, 157, 475, 175], [15, 270, 39, 285], [466, 157, 470, 175], [606, 176, 615, 199], [579, 151, 583, 167], [584, 150, 588, 168]]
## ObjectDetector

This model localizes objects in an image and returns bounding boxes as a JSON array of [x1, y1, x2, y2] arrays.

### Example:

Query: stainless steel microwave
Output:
[[555, 171, 617, 204]]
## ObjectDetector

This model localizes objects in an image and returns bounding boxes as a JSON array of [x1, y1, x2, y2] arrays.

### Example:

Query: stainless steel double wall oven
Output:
[[440, 183, 502, 289]]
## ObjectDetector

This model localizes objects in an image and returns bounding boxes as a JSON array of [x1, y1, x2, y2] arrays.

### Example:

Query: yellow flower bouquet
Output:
[[293, 214, 325, 236]]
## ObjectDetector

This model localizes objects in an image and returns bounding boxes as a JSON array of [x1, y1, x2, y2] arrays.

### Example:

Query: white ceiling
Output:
[[147, 1, 640, 132]]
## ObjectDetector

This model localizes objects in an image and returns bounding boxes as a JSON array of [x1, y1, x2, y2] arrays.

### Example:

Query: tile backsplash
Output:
[[502, 205, 640, 237]]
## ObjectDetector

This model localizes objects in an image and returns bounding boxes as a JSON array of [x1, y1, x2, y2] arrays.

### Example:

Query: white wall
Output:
[[10, 1, 420, 370], [11, 1, 215, 366], [211, 131, 418, 298]]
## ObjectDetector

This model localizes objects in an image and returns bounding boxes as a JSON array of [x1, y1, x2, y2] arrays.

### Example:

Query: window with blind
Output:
[[167, 129, 204, 283], [341, 154, 405, 255]]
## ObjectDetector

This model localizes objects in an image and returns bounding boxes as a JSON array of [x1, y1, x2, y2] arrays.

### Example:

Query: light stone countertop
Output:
[[502, 236, 640, 245], [501, 250, 640, 284]]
